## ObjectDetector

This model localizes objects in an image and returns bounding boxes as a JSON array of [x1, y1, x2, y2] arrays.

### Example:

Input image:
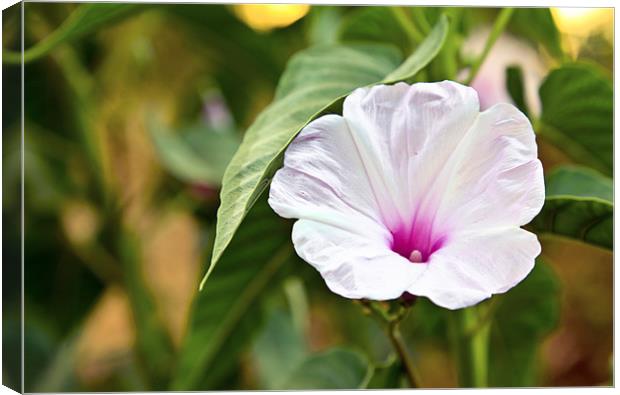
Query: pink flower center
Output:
[[389, 215, 447, 264]]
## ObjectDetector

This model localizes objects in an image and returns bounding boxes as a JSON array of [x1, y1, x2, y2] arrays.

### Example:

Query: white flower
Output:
[[268, 81, 544, 309]]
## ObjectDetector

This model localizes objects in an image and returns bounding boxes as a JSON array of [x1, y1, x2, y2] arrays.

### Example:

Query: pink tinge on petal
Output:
[[390, 214, 448, 263]]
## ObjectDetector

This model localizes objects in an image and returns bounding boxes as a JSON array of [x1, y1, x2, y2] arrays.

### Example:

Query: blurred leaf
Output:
[[119, 230, 175, 389], [280, 348, 371, 389], [4, 4, 146, 64], [489, 262, 560, 386], [383, 15, 448, 83], [538, 63, 613, 175], [171, 199, 293, 390], [509, 8, 563, 59], [545, 165, 612, 202], [365, 356, 403, 389], [207, 15, 449, 285], [149, 121, 240, 187], [253, 310, 307, 389], [339, 7, 411, 54], [530, 165, 612, 249], [306, 6, 343, 45], [505, 65, 530, 117]]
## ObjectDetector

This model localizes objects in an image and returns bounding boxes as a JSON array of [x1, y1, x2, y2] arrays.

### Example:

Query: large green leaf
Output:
[[530, 165, 613, 249], [538, 63, 613, 175], [170, 199, 293, 390], [206, 15, 449, 284], [489, 262, 560, 386], [4, 4, 145, 64], [149, 121, 239, 187]]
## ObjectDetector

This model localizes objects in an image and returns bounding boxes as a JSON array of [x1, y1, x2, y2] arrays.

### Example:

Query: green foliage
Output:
[[538, 63, 613, 175], [119, 230, 175, 389], [505, 65, 529, 117], [149, 121, 240, 187], [339, 7, 411, 53], [546, 165, 613, 201], [253, 304, 371, 390], [365, 356, 404, 389], [171, 199, 293, 390], [206, 15, 449, 286], [509, 8, 563, 59], [489, 262, 560, 386], [531, 165, 613, 249], [5, 4, 146, 64], [281, 348, 371, 389]]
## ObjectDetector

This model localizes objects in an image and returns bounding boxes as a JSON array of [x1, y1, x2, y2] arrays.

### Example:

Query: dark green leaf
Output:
[[279, 348, 371, 389], [489, 262, 560, 386], [149, 121, 240, 186], [170, 199, 293, 390], [545, 165, 612, 202], [509, 8, 563, 59], [206, 16, 449, 285], [505, 65, 530, 117], [538, 63, 613, 175], [530, 165, 613, 249], [4, 4, 146, 64], [338, 7, 411, 54]]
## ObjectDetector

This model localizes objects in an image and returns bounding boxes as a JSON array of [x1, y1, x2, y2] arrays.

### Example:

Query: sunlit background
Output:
[[2, 4, 613, 391]]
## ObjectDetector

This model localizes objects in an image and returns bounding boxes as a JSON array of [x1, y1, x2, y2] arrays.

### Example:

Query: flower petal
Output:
[[407, 227, 540, 309], [292, 219, 427, 300], [342, 81, 480, 224], [432, 103, 545, 231], [269, 114, 390, 238]]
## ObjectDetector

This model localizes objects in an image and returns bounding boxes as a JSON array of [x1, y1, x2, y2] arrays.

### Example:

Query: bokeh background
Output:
[[2, 4, 614, 391]]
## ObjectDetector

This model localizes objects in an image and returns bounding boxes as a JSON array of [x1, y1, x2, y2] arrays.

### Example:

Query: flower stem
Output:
[[387, 319, 421, 388], [363, 301, 422, 388], [450, 305, 493, 388], [463, 7, 515, 85]]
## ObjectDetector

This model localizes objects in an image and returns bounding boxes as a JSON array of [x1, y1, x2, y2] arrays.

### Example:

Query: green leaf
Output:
[[364, 356, 404, 389], [253, 310, 308, 389], [170, 198, 293, 390], [206, 16, 449, 285], [530, 165, 613, 249], [505, 65, 530, 117], [383, 15, 449, 83], [4, 4, 145, 64], [149, 121, 240, 186], [489, 262, 560, 386], [509, 8, 563, 59], [279, 348, 371, 389], [545, 165, 612, 202], [338, 7, 411, 54], [538, 63, 613, 175]]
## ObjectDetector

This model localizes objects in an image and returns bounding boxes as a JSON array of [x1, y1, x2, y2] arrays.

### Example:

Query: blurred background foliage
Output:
[[2, 3, 613, 391]]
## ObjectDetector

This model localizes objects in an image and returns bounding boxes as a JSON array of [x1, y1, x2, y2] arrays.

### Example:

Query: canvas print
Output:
[[1, 3, 614, 391]]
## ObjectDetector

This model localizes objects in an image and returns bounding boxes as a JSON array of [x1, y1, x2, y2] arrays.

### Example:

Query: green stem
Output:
[[387, 319, 421, 388], [364, 302, 422, 388], [391, 7, 424, 48], [463, 7, 514, 85], [450, 306, 492, 388]]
